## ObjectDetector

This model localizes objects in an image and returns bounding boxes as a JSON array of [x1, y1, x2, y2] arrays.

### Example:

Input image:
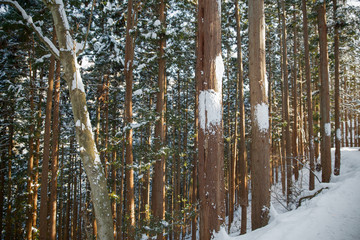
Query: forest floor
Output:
[[215, 147, 360, 240]]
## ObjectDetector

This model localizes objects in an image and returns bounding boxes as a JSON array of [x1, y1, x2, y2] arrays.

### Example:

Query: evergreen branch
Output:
[[0, 0, 60, 59]]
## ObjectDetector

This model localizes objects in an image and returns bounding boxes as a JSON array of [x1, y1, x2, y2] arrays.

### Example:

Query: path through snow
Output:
[[215, 148, 360, 240]]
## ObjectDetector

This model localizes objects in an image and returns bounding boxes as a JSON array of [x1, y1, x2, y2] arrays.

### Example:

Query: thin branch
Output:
[[0, 0, 60, 59], [78, 0, 96, 56]]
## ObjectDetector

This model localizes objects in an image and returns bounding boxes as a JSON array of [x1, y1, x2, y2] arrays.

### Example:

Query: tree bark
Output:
[[249, 0, 270, 230], [317, 2, 332, 183], [124, 0, 136, 237], [292, 8, 299, 181], [333, 0, 341, 175], [235, 0, 247, 234], [152, 1, 167, 239], [45, 1, 114, 239], [301, 0, 315, 190], [39, 37, 55, 240], [197, 0, 225, 238], [48, 50, 61, 240], [280, 0, 292, 205]]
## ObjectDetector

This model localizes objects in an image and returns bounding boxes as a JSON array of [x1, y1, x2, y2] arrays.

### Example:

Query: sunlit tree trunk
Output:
[[124, 0, 136, 237], [152, 1, 167, 239], [197, 0, 225, 238], [249, 0, 270, 230], [235, 0, 247, 234]]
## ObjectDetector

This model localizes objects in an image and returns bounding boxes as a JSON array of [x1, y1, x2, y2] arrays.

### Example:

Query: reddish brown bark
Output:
[[197, 0, 225, 238], [317, 2, 332, 183], [301, 0, 315, 190], [152, 1, 167, 239], [249, 0, 270, 230]]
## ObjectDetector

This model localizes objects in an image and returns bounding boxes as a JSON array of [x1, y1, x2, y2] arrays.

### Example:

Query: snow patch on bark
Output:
[[325, 123, 331, 136], [255, 102, 269, 134], [199, 90, 222, 134], [336, 128, 341, 140], [215, 54, 224, 92], [72, 58, 85, 92]]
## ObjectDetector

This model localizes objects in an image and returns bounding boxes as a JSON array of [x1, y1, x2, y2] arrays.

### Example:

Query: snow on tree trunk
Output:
[[317, 1, 332, 183], [248, 0, 271, 230], [197, 0, 225, 238], [43, 1, 114, 239]]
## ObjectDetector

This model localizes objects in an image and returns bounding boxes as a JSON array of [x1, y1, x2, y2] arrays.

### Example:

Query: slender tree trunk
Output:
[[152, 1, 167, 239], [197, 0, 225, 238], [292, 8, 299, 181], [49, 58, 61, 240], [301, 0, 315, 190], [281, 0, 292, 205], [26, 48, 36, 240], [124, 0, 136, 237], [192, 33, 199, 240], [39, 39, 55, 240], [317, 1, 332, 183], [333, 0, 341, 175], [235, 0, 247, 234], [249, 0, 270, 230]]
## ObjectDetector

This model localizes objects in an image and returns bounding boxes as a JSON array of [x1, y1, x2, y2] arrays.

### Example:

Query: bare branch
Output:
[[0, 0, 60, 59]]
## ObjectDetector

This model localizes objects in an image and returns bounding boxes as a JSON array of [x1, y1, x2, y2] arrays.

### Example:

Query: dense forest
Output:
[[0, 0, 359, 239]]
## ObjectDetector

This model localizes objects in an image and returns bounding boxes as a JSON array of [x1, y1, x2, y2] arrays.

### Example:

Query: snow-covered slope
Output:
[[215, 148, 360, 240]]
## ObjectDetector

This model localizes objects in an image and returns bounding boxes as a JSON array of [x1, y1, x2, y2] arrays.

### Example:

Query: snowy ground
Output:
[[215, 147, 360, 240]]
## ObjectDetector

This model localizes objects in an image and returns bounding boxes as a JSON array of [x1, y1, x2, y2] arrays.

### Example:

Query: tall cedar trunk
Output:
[[249, 0, 270, 230], [292, 8, 299, 181], [49, 58, 61, 240], [226, 46, 235, 233], [235, 0, 247, 234], [111, 102, 117, 239], [192, 34, 199, 240], [39, 41, 55, 240], [124, 0, 136, 237], [197, 0, 225, 238], [276, 0, 286, 196], [43, 1, 114, 239], [140, 96, 151, 223], [26, 48, 35, 240], [33, 69, 43, 237], [317, 2, 332, 183], [301, 0, 315, 190], [281, 0, 292, 205], [333, 0, 341, 175], [152, 0, 166, 238]]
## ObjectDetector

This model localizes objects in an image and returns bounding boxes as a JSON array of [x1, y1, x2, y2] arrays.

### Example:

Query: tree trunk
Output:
[[152, 1, 167, 239], [39, 39, 55, 240], [280, 0, 292, 205], [292, 8, 299, 181], [301, 0, 315, 190], [26, 48, 36, 240], [49, 57, 61, 240], [317, 2, 332, 183], [124, 0, 136, 237], [249, 0, 270, 230], [44, 1, 114, 239], [333, 0, 341, 175], [235, 0, 247, 234], [197, 0, 225, 238]]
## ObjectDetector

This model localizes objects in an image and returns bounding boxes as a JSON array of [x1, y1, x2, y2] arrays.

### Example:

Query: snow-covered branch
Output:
[[0, 0, 60, 59]]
